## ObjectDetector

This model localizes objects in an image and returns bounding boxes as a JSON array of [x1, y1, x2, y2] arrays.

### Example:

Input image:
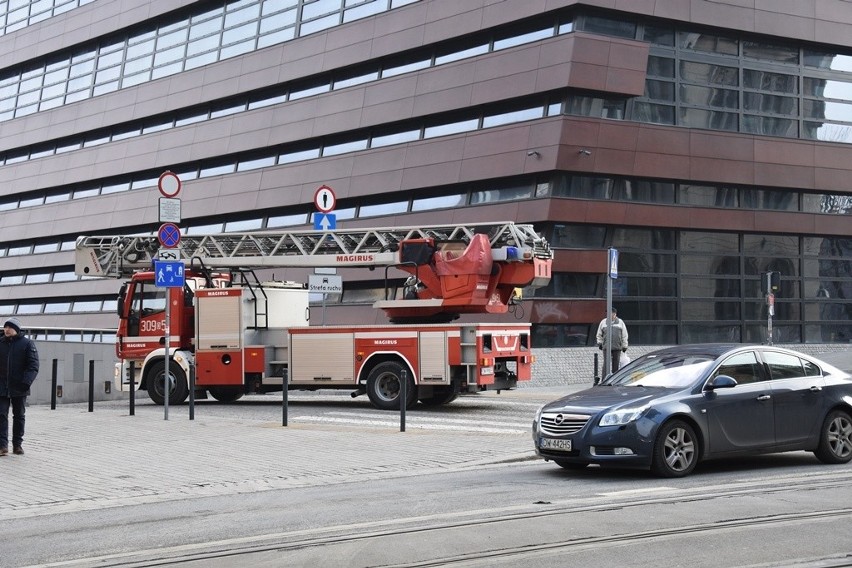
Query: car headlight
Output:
[[599, 406, 647, 427]]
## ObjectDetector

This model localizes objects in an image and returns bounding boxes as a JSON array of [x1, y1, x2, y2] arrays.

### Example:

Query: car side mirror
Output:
[[706, 375, 738, 390]]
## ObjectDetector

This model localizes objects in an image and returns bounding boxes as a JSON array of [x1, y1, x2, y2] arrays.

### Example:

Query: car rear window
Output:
[[764, 351, 807, 379]]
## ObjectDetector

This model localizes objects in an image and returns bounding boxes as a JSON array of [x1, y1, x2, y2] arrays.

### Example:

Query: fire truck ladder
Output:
[[75, 222, 552, 278]]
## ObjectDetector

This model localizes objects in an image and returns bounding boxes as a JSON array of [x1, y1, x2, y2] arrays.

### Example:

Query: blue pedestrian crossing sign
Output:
[[154, 260, 185, 288]]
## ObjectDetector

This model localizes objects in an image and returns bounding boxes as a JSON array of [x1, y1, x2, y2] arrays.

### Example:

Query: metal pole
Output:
[[50, 359, 58, 410], [88, 360, 95, 412], [766, 272, 773, 346], [593, 352, 599, 385], [400, 370, 407, 433], [164, 293, 170, 421], [189, 360, 195, 421], [605, 250, 613, 378], [282, 373, 288, 427], [129, 360, 135, 416]]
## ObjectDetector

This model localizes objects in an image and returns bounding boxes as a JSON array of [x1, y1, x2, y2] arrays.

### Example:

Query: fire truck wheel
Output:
[[366, 361, 417, 411], [208, 387, 244, 403], [147, 361, 189, 406]]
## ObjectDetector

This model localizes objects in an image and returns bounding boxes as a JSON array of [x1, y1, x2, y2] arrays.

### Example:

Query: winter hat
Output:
[[4, 317, 22, 333]]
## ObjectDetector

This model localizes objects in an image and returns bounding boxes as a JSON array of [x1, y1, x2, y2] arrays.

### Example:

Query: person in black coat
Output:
[[0, 317, 39, 456]]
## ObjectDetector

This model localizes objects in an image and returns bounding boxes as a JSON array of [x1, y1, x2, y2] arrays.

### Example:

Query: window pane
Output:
[[680, 184, 737, 207], [237, 155, 276, 171], [744, 69, 797, 94], [411, 194, 466, 211], [743, 234, 798, 255], [482, 106, 543, 128], [359, 201, 408, 217], [323, 139, 367, 156], [764, 351, 805, 379], [681, 231, 739, 253], [582, 14, 636, 38], [804, 50, 852, 72], [267, 213, 306, 228], [680, 60, 738, 86], [743, 40, 798, 64], [423, 119, 478, 138], [680, 84, 738, 109], [679, 107, 738, 131], [493, 27, 553, 51], [279, 148, 320, 163], [678, 31, 738, 55], [371, 129, 420, 148]]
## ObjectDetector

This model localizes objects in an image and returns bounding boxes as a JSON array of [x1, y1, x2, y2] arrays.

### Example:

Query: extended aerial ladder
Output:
[[76, 221, 553, 322]]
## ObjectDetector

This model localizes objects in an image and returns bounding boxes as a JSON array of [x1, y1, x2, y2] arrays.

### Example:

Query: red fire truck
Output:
[[75, 222, 553, 410]]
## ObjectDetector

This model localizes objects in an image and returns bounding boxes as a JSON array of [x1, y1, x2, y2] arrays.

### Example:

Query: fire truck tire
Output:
[[366, 361, 417, 411], [147, 361, 189, 406], [208, 387, 244, 403]]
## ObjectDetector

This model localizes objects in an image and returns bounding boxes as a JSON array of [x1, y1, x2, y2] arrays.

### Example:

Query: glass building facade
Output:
[[0, 0, 848, 347]]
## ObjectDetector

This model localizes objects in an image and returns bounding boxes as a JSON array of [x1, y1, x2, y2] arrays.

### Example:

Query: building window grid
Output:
[[0, 7, 562, 172], [0, 0, 95, 39], [0, 92, 556, 211], [0, 0, 408, 125], [542, 228, 849, 345], [6, 8, 852, 182], [630, 17, 852, 141]]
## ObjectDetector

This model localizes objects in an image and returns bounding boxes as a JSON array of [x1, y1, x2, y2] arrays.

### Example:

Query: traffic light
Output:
[[761, 271, 780, 294]]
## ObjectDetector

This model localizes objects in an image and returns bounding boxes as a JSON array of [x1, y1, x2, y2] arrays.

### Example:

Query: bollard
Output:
[[593, 352, 600, 385], [129, 361, 135, 416], [282, 373, 288, 427], [400, 369, 407, 433], [50, 359, 58, 410], [189, 363, 195, 421], [88, 360, 95, 412]]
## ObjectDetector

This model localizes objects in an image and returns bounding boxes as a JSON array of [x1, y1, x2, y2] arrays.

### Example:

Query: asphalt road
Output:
[[5, 388, 852, 567]]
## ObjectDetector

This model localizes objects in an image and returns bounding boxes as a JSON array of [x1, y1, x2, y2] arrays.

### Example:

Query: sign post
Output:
[[313, 185, 340, 323], [604, 248, 619, 378], [155, 171, 183, 420]]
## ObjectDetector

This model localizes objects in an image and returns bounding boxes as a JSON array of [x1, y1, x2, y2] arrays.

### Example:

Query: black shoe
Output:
[[12, 446, 23, 455], [0, 447, 7, 456]]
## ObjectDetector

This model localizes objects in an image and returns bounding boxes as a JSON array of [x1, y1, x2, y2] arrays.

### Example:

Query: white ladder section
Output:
[[75, 222, 552, 278]]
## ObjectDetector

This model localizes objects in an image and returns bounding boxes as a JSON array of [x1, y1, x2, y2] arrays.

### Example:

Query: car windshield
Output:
[[603, 353, 716, 388]]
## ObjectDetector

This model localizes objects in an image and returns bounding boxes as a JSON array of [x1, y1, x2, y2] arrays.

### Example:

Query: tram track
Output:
[[37, 469, 852, 568]]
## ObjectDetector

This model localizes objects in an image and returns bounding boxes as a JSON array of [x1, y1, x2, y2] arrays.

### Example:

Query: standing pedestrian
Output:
[[0, 317, 39, 456], [596, 307, 628, 374]]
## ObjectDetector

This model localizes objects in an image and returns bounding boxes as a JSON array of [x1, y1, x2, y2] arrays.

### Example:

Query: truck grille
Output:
[[540, 412, 590, 436]]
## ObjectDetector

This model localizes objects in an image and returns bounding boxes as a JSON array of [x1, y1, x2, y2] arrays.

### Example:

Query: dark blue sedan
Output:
[[533, 344, 852, 477]]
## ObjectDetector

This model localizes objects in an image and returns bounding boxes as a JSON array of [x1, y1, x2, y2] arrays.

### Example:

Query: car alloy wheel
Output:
[[815, 410, 852, 464], [652, 420, 698, 477]]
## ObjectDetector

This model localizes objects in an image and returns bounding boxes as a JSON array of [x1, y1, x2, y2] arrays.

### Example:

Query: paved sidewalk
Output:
[[0, 389, 570, 522]]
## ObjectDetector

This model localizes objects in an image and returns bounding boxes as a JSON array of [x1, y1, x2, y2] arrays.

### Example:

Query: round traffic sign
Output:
[[158, 171, 182, 198], [158, 223, 181, 248], [314, 184, 336, 213]]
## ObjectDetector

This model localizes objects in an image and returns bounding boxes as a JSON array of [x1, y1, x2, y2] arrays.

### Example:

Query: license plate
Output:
[[540, 437, 572, 451]]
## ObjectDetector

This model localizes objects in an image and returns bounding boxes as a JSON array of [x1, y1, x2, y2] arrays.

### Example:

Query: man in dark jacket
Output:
[[0, 317, 39, 456]]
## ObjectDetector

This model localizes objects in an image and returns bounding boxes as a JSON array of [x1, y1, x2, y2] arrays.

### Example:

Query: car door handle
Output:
[[756, 394, 771, 401], [810, 386, 822, 392]]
